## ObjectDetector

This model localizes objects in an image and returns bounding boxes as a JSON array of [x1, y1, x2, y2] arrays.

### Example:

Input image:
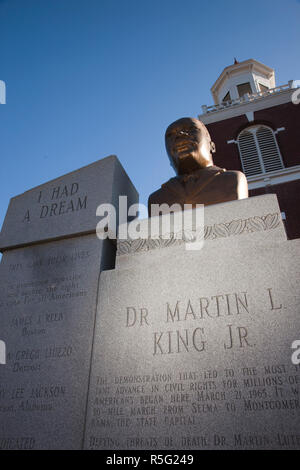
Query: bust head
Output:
[[165, 117, 216, 175]]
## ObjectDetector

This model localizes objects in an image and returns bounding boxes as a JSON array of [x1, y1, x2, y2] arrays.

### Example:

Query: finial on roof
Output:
[[234, 58, 239, 64]]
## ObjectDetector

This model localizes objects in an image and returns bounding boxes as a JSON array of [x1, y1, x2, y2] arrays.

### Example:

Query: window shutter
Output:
[[238, 126, 284, 177], [256, 127, 284, 172], [238, 131, 263, 176]]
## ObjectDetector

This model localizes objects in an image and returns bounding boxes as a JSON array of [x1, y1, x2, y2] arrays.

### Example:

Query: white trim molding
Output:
[[199, 87, 294, 125], [247, 165, 300, 190], [274, 127, 285, 134], [227, 127, 285, 145], [246, 111, 254, 122]]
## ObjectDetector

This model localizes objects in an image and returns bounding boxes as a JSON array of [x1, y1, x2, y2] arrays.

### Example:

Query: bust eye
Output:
[[179, 129, 191, 136]]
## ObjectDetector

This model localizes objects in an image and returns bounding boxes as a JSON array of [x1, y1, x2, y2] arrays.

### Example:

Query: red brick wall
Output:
[[204, 100, 300, 239], [250, 179, 300, 240], [254, 102, 300, 168], [206, 101, 300, 170], [206, 115, 247, 171]]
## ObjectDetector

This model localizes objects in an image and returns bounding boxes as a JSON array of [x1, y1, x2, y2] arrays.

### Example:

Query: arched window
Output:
[[237, 125, 284, 177]]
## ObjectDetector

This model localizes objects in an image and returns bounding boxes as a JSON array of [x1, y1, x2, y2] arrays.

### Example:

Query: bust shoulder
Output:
[[217, 169, 248, 199], [222, 169, 246, 180], [148, 177, 179, 211]]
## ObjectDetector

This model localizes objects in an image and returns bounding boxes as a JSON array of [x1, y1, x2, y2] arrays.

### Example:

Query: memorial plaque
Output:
[[0, 156, 138, 449], [84, 195, 300, 450]]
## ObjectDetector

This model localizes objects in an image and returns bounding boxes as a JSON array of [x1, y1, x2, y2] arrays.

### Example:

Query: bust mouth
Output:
[[173, 141, 197, 154]]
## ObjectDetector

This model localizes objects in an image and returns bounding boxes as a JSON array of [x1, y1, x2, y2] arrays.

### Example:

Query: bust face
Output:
[[165, 118, 214, 175]]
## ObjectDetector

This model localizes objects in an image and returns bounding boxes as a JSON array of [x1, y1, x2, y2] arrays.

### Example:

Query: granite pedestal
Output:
[[84, 195, 300, 450]]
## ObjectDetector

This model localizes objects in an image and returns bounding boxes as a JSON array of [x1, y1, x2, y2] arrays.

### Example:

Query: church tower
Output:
[[199, 58, 300, 239]]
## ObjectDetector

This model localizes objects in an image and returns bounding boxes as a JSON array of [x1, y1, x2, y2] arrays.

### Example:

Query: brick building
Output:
[[199, 59, 300, 239]]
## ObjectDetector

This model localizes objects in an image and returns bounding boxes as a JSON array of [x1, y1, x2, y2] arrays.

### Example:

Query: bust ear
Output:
[[210, 141, 216, 154]]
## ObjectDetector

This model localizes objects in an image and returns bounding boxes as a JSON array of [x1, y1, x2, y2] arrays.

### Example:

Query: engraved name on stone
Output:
[[124, 288, 283, 355]]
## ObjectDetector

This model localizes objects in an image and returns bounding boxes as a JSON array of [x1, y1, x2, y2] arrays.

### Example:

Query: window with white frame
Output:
[[259, 83, 269, 93], [237, 82, 252, 98], [237, 125, 284, 177]]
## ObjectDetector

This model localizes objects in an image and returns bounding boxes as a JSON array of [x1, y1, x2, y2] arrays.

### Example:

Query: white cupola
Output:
[[211, 58, 276, 105]]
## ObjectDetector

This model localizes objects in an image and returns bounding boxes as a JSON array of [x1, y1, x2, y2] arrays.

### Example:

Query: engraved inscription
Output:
[[21, 182, 88, 223], [87, 362, 300, 449]]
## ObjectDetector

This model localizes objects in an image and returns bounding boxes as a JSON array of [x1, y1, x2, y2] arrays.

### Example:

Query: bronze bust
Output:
[[148, 117, 248, 215]]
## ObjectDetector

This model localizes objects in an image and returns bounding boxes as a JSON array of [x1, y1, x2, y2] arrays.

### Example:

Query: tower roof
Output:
[[211, 59, 275, 104]]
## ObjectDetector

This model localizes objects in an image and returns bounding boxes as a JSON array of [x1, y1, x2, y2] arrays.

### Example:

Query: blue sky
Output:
[[0, 0, 300, 232]]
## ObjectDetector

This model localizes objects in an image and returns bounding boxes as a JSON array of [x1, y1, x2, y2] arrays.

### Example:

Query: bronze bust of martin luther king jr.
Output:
[[148, 117, 248, 215]]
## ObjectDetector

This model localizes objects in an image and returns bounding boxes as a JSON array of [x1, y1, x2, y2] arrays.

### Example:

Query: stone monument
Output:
[[82, 119, 299, 450], [0, 119, 299, 450], [0, 156, 138, 450]]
